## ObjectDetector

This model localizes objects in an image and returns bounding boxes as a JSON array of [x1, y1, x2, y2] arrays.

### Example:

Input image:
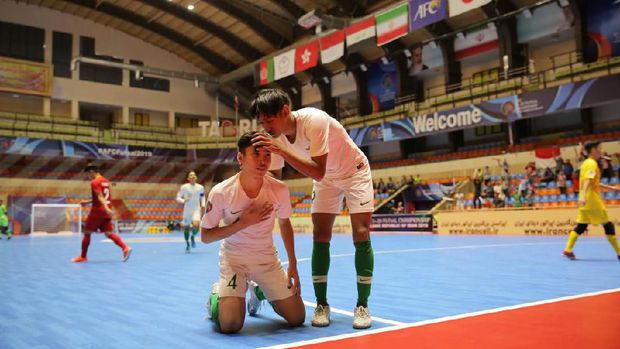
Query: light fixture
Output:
[[187, 4, 195, 11], [134, 70, 141, 80], [194, 78, 199, 88], [523, 9, 532, 19], [403, 49, 411, 58], [322, 76, 330, 84], [381, 57, 389, 65], [558, 0, 569, 7], [360, 64, 367, 72], [291, 87, 298, 95]]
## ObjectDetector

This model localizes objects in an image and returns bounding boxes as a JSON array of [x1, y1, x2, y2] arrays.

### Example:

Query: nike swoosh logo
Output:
[[360, 201, 370, 206], [231, 210, 242, 214]]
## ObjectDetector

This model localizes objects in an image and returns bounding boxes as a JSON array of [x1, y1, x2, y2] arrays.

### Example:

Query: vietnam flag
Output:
[[295, 40, 319, 73]]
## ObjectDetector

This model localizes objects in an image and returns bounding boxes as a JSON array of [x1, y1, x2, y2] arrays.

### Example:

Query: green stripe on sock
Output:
[[210, 293, 220, 331], [312, 241, 330, 305], [355, 240, 374, 308]]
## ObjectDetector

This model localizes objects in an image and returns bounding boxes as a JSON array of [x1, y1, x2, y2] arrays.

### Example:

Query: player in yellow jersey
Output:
[[563, 141, 620, 260]]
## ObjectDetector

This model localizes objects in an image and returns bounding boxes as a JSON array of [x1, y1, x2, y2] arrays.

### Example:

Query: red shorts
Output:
[[85, 213, 113, 233]]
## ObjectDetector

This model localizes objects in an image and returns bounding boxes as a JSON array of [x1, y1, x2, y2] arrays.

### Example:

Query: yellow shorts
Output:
[[576, 207, 609, 225]]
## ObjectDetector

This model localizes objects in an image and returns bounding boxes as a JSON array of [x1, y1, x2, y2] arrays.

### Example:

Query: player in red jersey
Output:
[[72, 164, 132, 263]]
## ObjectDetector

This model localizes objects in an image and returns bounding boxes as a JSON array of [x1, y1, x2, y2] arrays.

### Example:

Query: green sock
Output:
[[355, 240, 374, 308], [210, 293, 220, 330], [312, 242, 330, 305], [191, 227, 198, 243], [183, 228, 190, 248]]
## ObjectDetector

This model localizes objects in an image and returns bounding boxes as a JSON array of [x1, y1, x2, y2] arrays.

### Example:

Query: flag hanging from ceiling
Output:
[[273, 49, 296, 80], [320, 30, 345, 64], [258, 58, 274, 85], [376, 3, 409, 46], [448, 0, 491, 17], [346, 16, 376, 53], [295, 40, 319, 73], [409, 0, 447, 31]]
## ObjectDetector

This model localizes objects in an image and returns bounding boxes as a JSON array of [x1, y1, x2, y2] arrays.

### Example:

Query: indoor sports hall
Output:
[[1, 0, 619, 348]]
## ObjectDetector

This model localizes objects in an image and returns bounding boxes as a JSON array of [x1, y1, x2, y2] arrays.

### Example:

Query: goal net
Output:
[[31, 204, 82, 235]]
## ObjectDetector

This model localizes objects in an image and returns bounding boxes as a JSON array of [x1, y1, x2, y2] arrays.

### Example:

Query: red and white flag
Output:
[[320, 30, 345, 64], [295, 40, 319, 73], [534, 146, 561, 170], [448, 0, 491, 17]]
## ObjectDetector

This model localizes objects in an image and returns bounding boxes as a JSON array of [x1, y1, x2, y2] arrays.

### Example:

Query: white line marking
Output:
[[259, 288, 620, 349], [301, 300, 405, 326]]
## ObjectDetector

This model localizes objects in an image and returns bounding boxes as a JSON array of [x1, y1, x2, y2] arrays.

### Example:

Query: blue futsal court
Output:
[[1, 232, 619, 348]]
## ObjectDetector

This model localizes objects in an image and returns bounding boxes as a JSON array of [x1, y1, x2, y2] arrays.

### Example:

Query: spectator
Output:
[[473, 176, 483, 209], [386, 177, 397, 193], [483, 166, 492, 186], [563, 160, 574, 179], [555, 157, 564, 175], [400, 175, 408, 187], [511, 188, 523, 208], [377, 178, 387, 194], [518, 178, 529, 199], [525, 187, 535, 207], [557, 171, 567, 195], [414, 174, 422, 186], [408, 175, 415, 185], [601, 153, 613, 182], [542, 167, 555, 184], [392, 201, 404, 214], [493, 181, 506, 207]]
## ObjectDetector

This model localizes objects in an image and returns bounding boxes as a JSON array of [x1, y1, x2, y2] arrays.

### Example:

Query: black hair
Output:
[[248, 89, 291, 119], [186, 170, 196, 179], [584, 141, 601, 155], [84, 163, 99, 173], [237, 131, 259, 154]]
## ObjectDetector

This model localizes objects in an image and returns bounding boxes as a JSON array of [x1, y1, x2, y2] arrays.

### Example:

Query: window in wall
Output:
[[475, 124, 503, 137], [134, 112, 150, 126], [176, 117, 199, 128], [52, 31, 72, 78], [471, 68, 499, 86], [79, 36, 122, 85], [129, 60, 170, 92], [0, 21, 44, 62]]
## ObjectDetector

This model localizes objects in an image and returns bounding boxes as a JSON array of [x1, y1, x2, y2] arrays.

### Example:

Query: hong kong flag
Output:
[[295, 40, 319, 73]]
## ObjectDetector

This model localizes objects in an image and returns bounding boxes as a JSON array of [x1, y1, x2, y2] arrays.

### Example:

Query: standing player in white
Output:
[[250, 89, 374, 329], [201, 131, 305, 334], [176, 171, 205, 253]]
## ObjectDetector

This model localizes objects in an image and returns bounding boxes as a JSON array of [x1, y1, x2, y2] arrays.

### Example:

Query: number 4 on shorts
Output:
[[227, 274, 237, 289]]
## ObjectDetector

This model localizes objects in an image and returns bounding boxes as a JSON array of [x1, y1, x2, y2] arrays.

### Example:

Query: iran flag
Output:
[[376, 3, 409, 46], [295, 41, 319, 73], [534, 146, 561, 170], [320, 30, 345, 64], [448, 0, 491, 17], [273, 49, 296, 80]]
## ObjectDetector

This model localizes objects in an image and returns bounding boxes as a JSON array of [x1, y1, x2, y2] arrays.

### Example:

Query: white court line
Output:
[[259, 288, 620, 349], [301, 300, 405, 326]]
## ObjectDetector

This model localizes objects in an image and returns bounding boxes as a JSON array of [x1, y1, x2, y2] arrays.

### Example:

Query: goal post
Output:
[[31, 204, 82, 235]]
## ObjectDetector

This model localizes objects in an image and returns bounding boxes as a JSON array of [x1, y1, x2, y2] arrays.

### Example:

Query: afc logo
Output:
[[414, 0, 443, 20]]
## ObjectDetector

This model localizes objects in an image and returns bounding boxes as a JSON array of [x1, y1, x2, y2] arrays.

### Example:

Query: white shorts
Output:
[[182, 209, 202, 226], [312, 162, 374, 214], [217, 254, 294, 302]]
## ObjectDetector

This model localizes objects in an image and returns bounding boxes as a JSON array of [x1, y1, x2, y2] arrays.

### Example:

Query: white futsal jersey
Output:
[[269, 107, 368, 180], [200, 173, 292, 263], [176, 183, 205, 217]]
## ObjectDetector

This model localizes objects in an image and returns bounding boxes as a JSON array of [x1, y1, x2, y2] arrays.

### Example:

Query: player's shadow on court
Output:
[[572, 258, 618, 263]]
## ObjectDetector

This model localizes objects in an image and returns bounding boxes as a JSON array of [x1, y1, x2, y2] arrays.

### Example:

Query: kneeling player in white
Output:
[[201, 131, 305, 333], [176, 171, 205, 253]]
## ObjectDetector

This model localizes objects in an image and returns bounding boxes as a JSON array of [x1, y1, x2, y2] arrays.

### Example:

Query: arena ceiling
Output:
[[17, 0, 546, 107]]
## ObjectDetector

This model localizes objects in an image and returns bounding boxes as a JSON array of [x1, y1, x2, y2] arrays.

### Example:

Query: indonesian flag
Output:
[[346, 17, 375, 52], [376, 3, 409, 46], [258, 58, 273, 85], [295, 41, 319, 73], [273, 49, 295, 80], [534, 146, 561, 170], [448, 0, 491, 17], [320, 30, 345, 64]]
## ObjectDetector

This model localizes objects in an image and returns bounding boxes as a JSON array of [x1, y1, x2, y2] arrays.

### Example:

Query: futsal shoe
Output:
[[72, 256, 87, 263], [352, 305, 372, 329], [247, 281, 263, 316], [185, 246, 191, 254], [191, 239, 196, 248], [562, 251, 576, 260], [122, 247, 133, 262], [311, 304, 331, 327]]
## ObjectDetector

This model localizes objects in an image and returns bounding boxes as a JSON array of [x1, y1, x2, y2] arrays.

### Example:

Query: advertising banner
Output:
[[518, 74, 620, 119], [0, 57, 52, 96], [582, 0, 620, 61], [367, 60, 398, 113], [371, 213, 434, 232]]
